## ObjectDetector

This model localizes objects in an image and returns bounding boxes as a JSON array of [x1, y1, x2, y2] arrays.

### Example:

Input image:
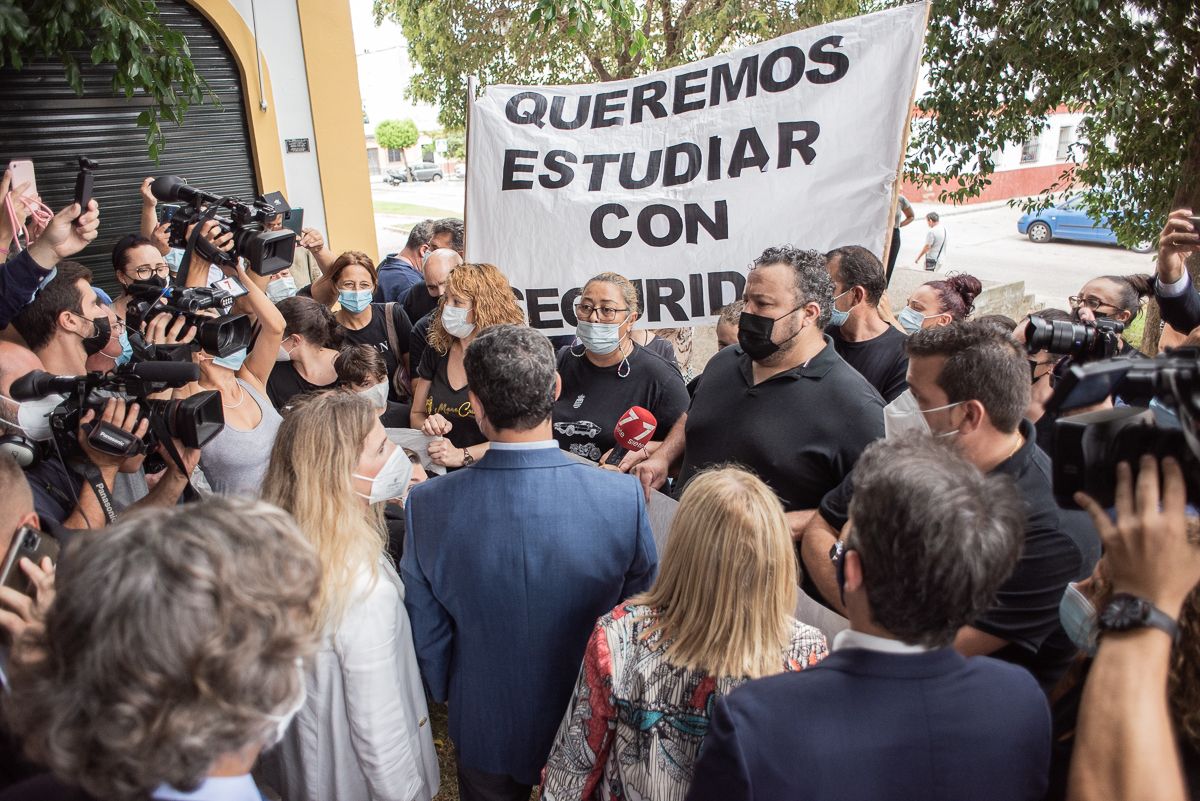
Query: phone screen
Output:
[[211, 276, 249, 298], [157, 203, 182, 224]]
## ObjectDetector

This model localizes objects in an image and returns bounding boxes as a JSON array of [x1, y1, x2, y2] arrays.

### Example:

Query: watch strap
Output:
[[1100, 593, 1180, 643]]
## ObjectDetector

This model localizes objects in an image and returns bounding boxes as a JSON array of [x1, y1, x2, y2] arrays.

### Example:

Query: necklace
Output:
[[215, 381, 245, 409]]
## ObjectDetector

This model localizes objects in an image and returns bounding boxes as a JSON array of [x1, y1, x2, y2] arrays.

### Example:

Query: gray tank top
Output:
[[198, 378, 283, 497]]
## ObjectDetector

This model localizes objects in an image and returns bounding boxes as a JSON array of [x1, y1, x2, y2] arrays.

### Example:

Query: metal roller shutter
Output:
[[0, 0, 257, 296]]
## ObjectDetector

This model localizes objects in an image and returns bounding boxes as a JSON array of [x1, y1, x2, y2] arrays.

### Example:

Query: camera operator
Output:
[[108, 233, 170, 320], [0, 168, 100, 332], [1067, 275, 1152, 355], [1152, 208, 1200, 335]]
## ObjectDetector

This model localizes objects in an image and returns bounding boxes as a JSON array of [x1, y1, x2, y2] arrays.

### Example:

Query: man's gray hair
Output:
[[753, 245, 834, 328], [464, 324, 555, 431], [846, 433, 1025, 647]]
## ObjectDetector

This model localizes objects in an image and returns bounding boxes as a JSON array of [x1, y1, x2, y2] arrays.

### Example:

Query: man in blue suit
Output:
[[686, 434, 1052, 801], [402, 324, 658, 801]]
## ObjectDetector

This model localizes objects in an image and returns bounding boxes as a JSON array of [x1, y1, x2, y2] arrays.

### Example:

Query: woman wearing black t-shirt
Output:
[[554, 272, 689, 464], [267, 296, 344, 409], [327, 252, 413, 402], [411, 262, 525, 468]]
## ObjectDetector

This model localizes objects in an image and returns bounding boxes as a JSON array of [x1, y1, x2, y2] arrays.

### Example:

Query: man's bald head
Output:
[[0, 342, 43, 399], [423, 248, 463, 298]]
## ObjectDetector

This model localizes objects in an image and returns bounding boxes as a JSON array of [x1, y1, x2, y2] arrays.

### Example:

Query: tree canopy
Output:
[[375, 118, 420, 151], [0, 0, 211, 160]]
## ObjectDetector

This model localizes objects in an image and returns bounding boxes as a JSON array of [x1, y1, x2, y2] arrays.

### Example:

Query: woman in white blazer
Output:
[[259, 390, 438, 801]]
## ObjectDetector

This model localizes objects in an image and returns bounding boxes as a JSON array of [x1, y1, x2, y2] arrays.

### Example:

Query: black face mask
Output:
[[80, 314, 112, 356], [737, 306, 801, 362]]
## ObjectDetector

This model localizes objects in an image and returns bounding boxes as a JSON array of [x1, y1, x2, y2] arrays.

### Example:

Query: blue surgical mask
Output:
[[267, 276, 298, 303], [576, 320, 623, 355], [898, 305, 929, 334], [212, 347, 249, 371], [828, 290, 852, 328], [339, 289, 373, 314], [116, 330, 133, 366], [1059, 583, 1098, 656]]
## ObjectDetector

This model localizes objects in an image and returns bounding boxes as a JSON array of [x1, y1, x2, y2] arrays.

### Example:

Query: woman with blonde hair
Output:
[[410, 261, 524, 468], [541, 467, 827, 801], [258, 390, 439, 801]]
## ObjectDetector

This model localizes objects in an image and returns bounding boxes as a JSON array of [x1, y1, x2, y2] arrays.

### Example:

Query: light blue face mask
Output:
[[267, 276, 298, 303], [576, 320, 623, 355], [339, 289, 373, 314], [828, 290, 852, 328], [212, 347, 249, 371], [898, 304, 937, 334], [115, 330, 134, 367], [1059, 582, 1098, 657]]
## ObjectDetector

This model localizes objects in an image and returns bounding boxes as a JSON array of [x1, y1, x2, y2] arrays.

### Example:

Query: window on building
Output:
[[1056, 125, 1076, 161], [387, 147, 404, 162], [1020, 139, 1040, 164]]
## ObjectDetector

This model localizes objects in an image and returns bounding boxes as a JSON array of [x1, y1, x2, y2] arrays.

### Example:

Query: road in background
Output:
[[372, 180, 1154, 312]]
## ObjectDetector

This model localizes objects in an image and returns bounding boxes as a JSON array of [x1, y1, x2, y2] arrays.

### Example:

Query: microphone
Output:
[[120, 361, 200, 384], [605, 406, 657, 467], [9, 370, 80, 400], [150, 175, 218, 206]]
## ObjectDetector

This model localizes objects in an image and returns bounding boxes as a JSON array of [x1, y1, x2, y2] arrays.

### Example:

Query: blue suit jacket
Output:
[[401, 446, 658, 785], [685, 647, 1050, 801]]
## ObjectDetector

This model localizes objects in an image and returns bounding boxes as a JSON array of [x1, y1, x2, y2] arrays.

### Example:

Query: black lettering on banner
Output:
[[505, 91, 548, 127], [549, 95, 593, 129], [592, 90, 627, 128], [540, 150, 578, 189], [710, 55, 759, 106], [502, 149, 538, 190], [689, 273, 705, 316], [672, 68, 709, 114], [707, 271, 747, 312], [728, 128, 770, 177], [526, 288, 561, 328], [619, 151, 663, 189], [806, 35, 850, 84], [686, 200, 728, 243], [630, 80, 668, 124], [590, 204, 632, 248], [582, 153, 621, 191], [512, 287, 525, 302], [706, 136, 723, 181], [644, 278, 688, 323], [778, 122, 821, 168], [663, 143, 702, 187], [638, 205, 684, 247], [760, 45, 805, 93], [560, 286, 583, 326]]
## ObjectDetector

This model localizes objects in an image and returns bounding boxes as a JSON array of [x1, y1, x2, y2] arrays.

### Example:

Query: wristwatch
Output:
[[1098, 593, 1180, 643], [461, 447, 476, 467]]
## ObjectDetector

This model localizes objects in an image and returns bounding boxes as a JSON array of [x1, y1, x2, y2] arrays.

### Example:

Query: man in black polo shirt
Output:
[[825, 245, 909, 402], [634, 245, 884, 537], [802, 321, 1095, 691]]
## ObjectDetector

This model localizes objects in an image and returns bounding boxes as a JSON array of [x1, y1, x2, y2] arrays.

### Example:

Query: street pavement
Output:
[[372, 180, 1155, 313]]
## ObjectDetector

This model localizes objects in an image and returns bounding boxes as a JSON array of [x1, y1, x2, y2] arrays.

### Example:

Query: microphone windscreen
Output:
[[613, 406, 657, 452]]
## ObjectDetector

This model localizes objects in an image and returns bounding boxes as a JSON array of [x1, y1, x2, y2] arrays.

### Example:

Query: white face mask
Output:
[[883, 389, 963, 440], [441, 304, 475, 339], [263, 658, 307, 747], [357, 381, 390, 411], [276, 338, 295, 362], [353, 445, 414, 504], [0, 393, 65, 442]]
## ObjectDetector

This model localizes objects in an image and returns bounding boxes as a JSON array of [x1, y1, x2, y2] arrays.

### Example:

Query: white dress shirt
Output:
[[833, 628, 935, 655], [489, 439, 559, 451]]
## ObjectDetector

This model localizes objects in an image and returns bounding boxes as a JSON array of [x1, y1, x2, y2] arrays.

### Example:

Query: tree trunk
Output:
[[400, 148, 413, 182]]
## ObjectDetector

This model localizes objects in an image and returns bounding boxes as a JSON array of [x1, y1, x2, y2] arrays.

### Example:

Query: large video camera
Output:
[[1036, 347, 1200, 507], [123, 279, 252, 359], [9, 363, 225, 472], [150, 175, 295, 275], [1025, 314, 1125, 363]]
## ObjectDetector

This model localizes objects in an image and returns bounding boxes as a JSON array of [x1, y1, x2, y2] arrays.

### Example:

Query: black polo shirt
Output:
[[817, 419, 1089, 691], [677, 337, 884, 511], [826, 324, 909, 403]]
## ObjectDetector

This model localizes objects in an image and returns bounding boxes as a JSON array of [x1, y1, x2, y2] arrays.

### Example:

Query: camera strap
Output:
[[180, 202, 230, 275], [147, 413, 201, 503], [78, 461, 118, 525]]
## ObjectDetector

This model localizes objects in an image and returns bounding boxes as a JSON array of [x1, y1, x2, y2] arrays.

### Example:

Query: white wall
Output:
[[225, 0, 328, 233], [994, 110, 1088, 172], [349, 0, 442, 135]]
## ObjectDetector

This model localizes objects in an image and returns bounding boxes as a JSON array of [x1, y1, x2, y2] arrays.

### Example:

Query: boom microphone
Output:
[[605, 406, 657, 467], [150, 175, 219, 206], [8, 370, 78, 401], [122, 361, 200, 384]]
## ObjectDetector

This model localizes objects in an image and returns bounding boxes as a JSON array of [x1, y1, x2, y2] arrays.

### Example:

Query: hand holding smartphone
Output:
[[0, 524, 58, 598]]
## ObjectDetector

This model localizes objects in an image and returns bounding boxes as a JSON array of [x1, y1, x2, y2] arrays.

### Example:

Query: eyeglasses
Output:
[[127, 264, 170, 280], [1068, 295, 1119, 313], [574, 302, 630, 323]]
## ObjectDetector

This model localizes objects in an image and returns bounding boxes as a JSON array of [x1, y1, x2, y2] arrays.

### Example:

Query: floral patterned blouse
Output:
[[541, 603, 828, 801]]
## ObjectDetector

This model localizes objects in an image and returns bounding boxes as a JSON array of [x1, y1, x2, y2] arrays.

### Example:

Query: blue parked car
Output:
[[1017, 197, 1153, 253]]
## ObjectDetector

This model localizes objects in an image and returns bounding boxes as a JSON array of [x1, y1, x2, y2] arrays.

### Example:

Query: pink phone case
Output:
[[7, 159, 37, 198]]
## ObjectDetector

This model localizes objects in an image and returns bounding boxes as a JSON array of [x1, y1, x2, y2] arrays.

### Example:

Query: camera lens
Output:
[[23, 529, 39, 550]]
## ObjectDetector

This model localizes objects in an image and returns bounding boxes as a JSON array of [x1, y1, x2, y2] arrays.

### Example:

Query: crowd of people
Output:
[[0, 163, 1198, 801]]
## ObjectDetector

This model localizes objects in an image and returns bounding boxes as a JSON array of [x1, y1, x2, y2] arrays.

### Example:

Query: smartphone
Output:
[[157, 203, 182, 224], [211, 275, 249, 298], [283, 207, 304, 235], [6, 159, 36, 198], [1189, 215, 1200, 230], [0, 524, 59, 598]]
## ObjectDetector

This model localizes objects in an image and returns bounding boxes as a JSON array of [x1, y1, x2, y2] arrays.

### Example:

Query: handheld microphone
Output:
[[605, 406, 657, 467]]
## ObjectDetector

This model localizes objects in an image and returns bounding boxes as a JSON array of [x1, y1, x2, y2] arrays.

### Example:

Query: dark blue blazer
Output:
[[1154, 274, 1200, 335], [401, 445, 658, 785], [685, 647, 1050, 801]]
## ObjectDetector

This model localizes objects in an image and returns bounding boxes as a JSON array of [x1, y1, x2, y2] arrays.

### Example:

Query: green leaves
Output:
[[376, 118, 420, 150], [0, 0, 215, 162]]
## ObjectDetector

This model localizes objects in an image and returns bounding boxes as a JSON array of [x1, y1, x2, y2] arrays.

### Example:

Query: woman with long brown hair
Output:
[[541, 467, 827, 801]]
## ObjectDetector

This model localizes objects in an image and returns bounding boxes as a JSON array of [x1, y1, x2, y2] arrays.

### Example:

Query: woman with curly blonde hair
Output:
[[259, 390, 438, 801], [410, 261, 525, 468], [2, 498, 320, 801]]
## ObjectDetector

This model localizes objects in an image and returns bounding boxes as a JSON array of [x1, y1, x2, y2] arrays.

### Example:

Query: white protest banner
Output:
[[466, 2, 928, 333]]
